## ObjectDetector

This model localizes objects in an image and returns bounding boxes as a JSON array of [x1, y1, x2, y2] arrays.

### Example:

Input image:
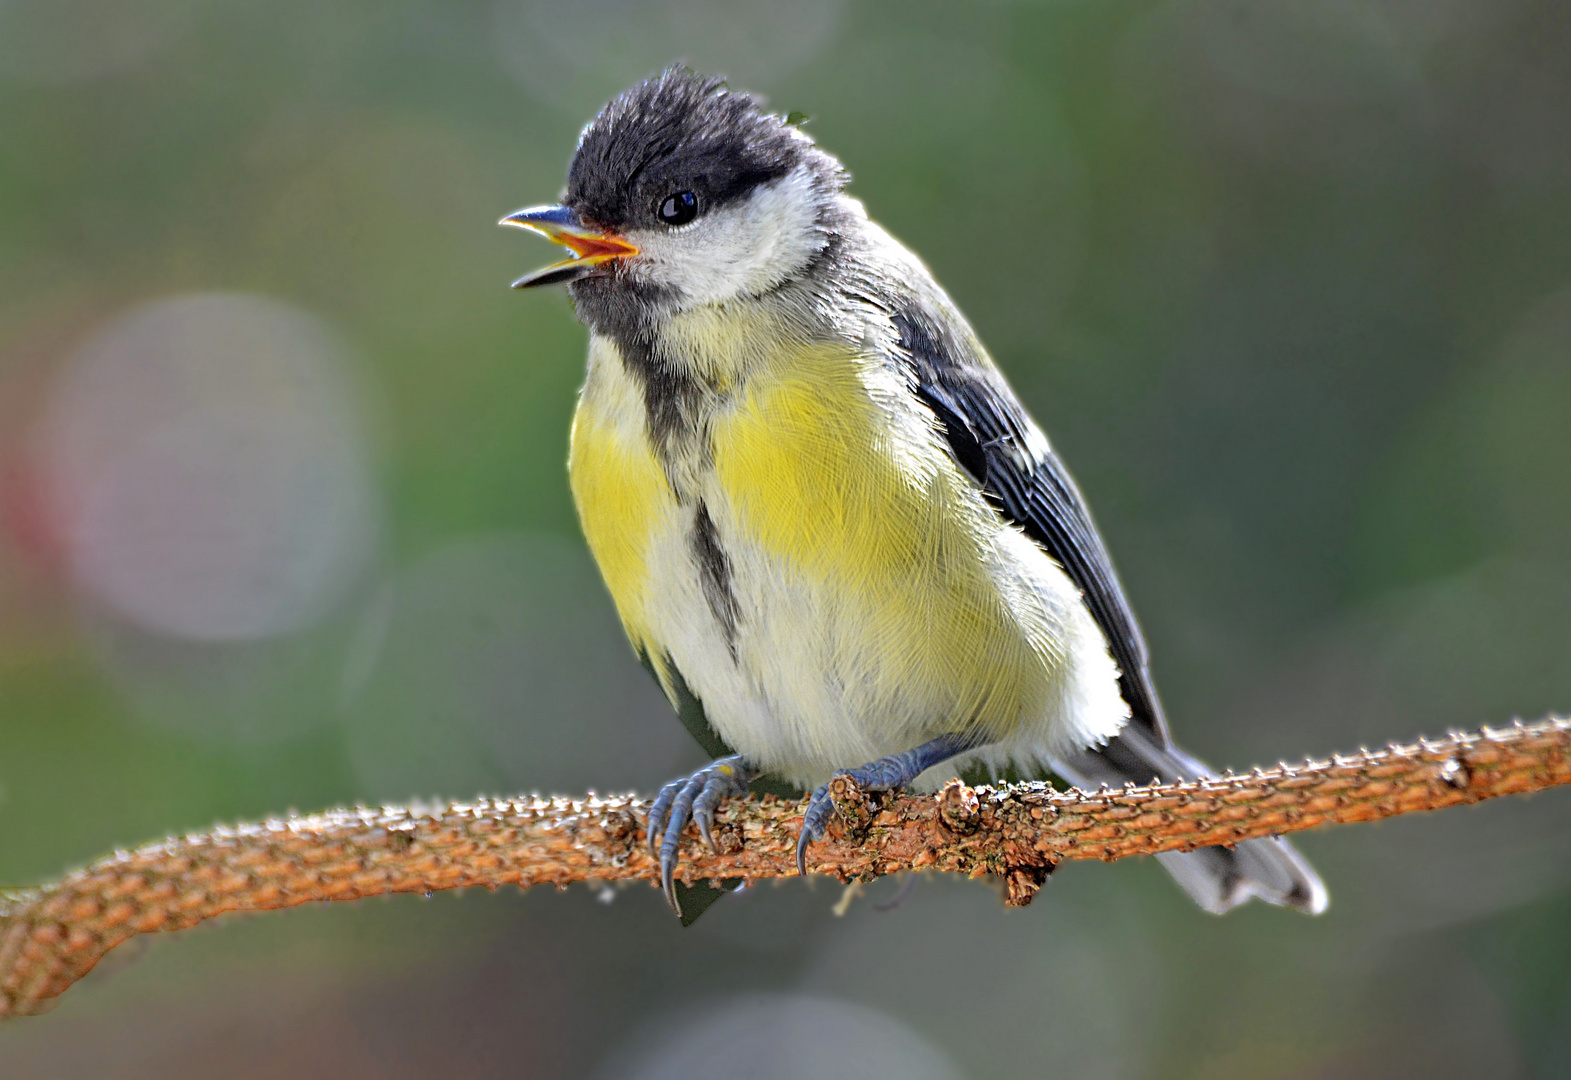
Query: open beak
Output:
[[499, 205, 639, 289]]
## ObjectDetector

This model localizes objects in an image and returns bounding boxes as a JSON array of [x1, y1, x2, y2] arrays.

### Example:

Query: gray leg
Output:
[[797, 732, 981, 875], [646, 755, 757, 914]]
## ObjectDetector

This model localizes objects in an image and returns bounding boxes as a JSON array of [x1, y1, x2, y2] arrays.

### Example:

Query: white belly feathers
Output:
[[569, 330, 1130, 790]]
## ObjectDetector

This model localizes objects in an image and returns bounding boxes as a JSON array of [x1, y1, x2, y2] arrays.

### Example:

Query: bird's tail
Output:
[[1051, 724, 1328, 915]]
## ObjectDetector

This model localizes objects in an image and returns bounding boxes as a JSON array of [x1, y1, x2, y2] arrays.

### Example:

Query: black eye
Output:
[[657, 191, 698, 226]]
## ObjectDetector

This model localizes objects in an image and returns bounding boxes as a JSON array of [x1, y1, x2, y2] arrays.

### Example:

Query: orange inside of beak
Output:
[[560, 231, 639, 262]]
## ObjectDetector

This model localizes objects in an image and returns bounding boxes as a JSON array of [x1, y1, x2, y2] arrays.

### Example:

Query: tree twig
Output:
[[3, 717, 1569, 1018]]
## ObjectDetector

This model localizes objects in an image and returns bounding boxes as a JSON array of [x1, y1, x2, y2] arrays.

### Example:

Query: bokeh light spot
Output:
[[37, 292, 380, 642], [594, 992, 965, 1080]]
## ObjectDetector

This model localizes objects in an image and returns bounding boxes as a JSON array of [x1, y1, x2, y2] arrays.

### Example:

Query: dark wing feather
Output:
[[887, 306, 1328, 913], [890, 307, 1171, 745]]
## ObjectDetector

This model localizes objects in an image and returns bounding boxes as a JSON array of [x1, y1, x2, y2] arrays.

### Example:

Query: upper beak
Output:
[[499, 205, 639, 289]]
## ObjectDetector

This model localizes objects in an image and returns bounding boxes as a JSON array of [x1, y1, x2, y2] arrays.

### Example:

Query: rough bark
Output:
[[3, 717, 1568, 1017]]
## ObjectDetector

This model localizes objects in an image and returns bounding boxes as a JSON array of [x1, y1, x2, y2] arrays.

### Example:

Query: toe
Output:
[[658, 775, 706, 913], [646, 757, 758, 917], [691, 771, 733, 853], [645, 778, 683, 858], [796, 782, 834, 876], [693, 802, 717, 853]]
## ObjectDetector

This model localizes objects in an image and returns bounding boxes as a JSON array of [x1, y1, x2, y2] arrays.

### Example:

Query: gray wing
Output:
[[886, 302, 1328, 914], [888, 305, 1171, 746]]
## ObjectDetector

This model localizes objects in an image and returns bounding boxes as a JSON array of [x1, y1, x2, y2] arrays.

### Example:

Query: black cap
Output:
[[565, 68, 839, 230]]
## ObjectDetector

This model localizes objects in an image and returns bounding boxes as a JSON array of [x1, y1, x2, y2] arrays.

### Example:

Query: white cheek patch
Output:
[[628, 167, 826, 309]]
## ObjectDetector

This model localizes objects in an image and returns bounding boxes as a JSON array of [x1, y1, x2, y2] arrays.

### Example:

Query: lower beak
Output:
[[499, 205, 639, 289]]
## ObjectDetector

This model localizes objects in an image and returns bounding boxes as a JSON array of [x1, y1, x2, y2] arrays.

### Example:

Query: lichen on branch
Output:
[[3, 717, 1569, 1018]]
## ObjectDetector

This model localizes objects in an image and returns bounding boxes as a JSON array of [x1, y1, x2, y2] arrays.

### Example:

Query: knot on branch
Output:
[[937, 779, 980, 834], [827, 774, 875, 844]]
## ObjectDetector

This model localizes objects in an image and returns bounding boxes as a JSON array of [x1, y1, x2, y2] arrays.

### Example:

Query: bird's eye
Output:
[[657, 191, 699, 226]]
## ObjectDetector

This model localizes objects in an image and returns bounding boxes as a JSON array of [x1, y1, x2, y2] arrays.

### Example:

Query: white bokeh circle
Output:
[[593, 992, 964, 1080], [38, 292, 379, 642]]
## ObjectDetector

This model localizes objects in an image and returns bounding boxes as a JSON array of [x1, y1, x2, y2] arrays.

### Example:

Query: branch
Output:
[[4, 717, 1569, 1018]]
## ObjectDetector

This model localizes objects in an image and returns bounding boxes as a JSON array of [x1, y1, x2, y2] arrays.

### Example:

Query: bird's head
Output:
[[502, 68, 847, 329]]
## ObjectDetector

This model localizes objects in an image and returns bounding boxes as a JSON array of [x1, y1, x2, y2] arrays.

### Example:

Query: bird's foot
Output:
[[795, 733, 981, 875], [646, 755, 757, 914]]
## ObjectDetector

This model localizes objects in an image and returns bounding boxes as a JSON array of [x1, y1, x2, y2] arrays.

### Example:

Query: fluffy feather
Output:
[[549, 68, 1325, 912], [570, 268, 1128, 789]]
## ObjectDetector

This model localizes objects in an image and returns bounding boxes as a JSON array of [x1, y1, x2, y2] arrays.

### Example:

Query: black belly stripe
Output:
[[691, 502, 740, 660]]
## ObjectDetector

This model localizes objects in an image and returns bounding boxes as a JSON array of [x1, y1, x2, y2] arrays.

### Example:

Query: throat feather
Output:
[[614, 329, 708, 463]]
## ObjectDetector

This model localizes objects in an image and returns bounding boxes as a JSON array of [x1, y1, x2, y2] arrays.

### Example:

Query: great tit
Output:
[[503, 68, 1326, 920]]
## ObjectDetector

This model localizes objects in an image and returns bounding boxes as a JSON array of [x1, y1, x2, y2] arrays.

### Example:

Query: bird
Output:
[[501, 67, 1327, 921]]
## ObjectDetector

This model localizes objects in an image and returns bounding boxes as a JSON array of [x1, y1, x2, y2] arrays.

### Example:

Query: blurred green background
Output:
[[3, 0, 1571, 1075]]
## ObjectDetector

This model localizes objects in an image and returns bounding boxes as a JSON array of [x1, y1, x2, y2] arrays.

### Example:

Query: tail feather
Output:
[[1051, 725, 1328, 915]]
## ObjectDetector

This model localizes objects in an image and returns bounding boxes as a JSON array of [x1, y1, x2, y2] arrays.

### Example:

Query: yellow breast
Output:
[[567, 338, 678, 687], [570, 328, 1061, 755], [708, 343, 1053, 739]]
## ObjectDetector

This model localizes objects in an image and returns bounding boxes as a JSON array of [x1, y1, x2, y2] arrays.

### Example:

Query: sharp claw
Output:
[[658, 775, 705, 914], [646, 756, 756, 917], [659, 811, 686, 915], [796, 779, 838, 876], [662, 852, 681, 916], [692, 771, 730, 854], [793, 739, 982, 885], [659, 843, 683, 914]]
